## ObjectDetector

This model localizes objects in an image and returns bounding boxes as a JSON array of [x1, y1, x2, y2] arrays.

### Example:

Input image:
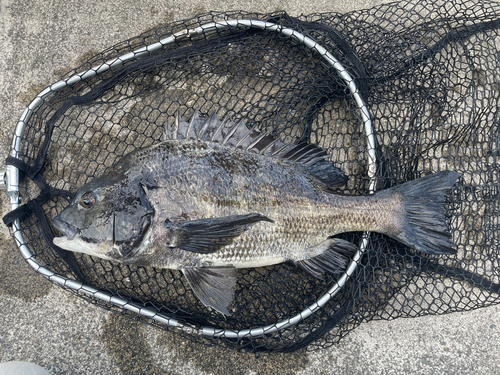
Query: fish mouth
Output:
[[52, 216, 79, 240]]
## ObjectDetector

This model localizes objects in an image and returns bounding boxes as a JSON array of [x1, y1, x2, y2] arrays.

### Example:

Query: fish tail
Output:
[[388, 171, 460, 255]]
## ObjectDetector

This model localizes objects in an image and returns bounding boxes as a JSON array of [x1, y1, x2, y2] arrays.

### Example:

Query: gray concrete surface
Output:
[[0, 1, 499, 374]]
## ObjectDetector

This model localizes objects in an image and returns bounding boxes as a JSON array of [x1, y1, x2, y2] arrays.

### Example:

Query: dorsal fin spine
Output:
[[222, 118, 240, 145], [172, 110, 180, 140], [271, 144, 291, 157], [259, 137, 279, 154], [162, 119, 170, 141], [211, 116, 229, 142], [246, 132, 268, 151], [293, 147, 317, 162], [302, 154, 328, 167], [185, 109, 198, 139], [296, 148, 327, 164], [198, 112, 216, 140], [235, 123, 260, 147], [283, 143, 310, 160]]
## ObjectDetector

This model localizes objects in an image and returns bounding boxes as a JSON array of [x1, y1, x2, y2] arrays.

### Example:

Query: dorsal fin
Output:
[[164, 111, 348, 188]]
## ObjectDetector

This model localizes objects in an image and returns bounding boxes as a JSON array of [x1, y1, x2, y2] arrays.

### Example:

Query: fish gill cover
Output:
[[3, 0, 500, 352]]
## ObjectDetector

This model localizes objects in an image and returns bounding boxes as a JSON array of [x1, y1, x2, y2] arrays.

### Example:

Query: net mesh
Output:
[[5, 0, 500, 352]]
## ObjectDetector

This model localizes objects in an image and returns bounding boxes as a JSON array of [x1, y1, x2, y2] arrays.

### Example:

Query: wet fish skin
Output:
[[52, 112, 460, 315], [54, 140, 348, 266], [139, 140, 391, 269]]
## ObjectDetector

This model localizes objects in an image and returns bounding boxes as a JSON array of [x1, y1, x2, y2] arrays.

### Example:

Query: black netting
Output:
[[4, 0, 500, 352]]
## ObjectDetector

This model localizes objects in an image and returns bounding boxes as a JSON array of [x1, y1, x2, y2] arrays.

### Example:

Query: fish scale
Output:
[[52, 111, 460, 315], [138, 140, 409, 266], [144, 150, 314, 265]]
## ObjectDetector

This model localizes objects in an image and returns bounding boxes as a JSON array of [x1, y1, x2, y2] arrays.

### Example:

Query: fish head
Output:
[[52, 177, 154, 262]]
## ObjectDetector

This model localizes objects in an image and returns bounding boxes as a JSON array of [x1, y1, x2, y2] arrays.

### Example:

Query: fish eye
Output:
[[80, 192, 96, 209]]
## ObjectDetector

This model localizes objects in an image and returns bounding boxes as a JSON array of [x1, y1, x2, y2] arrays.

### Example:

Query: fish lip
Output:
[[52, 216, 79, 240]]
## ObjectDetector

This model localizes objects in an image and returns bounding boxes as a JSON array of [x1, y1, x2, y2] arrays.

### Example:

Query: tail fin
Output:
[[389, 171, 460, 255]]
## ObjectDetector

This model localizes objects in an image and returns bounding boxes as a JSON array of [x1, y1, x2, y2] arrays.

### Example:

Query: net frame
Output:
[[6, 19, 377, 340]]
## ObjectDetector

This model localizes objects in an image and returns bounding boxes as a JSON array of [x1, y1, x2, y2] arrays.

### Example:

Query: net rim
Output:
[[7, 18, 376, 339]]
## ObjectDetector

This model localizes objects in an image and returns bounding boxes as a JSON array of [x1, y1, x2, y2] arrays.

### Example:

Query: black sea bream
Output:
[[52, 111, 460, 315]]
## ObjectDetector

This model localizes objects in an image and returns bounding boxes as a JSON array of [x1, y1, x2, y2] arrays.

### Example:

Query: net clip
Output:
[[0, 165, 26, 206]]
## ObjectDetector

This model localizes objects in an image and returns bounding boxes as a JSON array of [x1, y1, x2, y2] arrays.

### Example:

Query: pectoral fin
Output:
[[164, 213, 273, 254], [182, 266, 237, 315]]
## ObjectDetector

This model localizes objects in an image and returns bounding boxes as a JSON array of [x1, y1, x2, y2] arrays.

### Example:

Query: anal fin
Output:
[[294, 238, 357, 279], [182, 266, 237, 316]]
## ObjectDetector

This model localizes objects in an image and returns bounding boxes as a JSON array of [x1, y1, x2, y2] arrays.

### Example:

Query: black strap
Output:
[[289, 16, 370, 101], [412, 251, 500, 294], [3, 156, 73, 227], [2, 157, 87, 282], [374, 19, 500, 85]]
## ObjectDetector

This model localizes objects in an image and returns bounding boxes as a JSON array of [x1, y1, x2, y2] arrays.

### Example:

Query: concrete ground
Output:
[[0, 0, 499, 374]]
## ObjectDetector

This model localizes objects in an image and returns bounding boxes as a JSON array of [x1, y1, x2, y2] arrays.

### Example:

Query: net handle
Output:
[[8, 18, 377, 339]]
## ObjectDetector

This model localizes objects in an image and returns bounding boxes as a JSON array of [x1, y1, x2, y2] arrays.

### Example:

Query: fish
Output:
[[52, 110, 460, 315]]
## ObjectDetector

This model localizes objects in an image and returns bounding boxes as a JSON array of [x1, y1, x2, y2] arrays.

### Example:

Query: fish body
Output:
[[53, 112, 460, 315]]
